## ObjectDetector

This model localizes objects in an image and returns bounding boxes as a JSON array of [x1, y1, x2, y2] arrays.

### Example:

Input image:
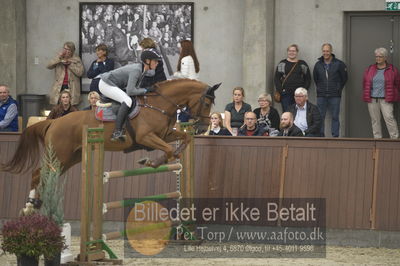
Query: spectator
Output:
[[253, 93, 280, 131], [131, 13, 143, 37], [288, 87, 322, 137], [238, 112, 268, 136], [161, 24, 173, 40], [161, 32, 173, 49], [87, 44, 114, 94], [84, 91, 101, 111], [274, 44, 311, 112], [127, 34, 140, 61], [174, 40, 199, 80], [149, 21, 162, 42], [224, 87, 252, 136], [204, 112, 232, 136], [156, 15, 166, 29], [313, 43, 348, 137], [87, 26, 97, 46], [139, 38, 167, 88], [141, 28, 150, 40], [176, 17, 189, 37], [363, 47, 400, 139], [47, 41, 84, 106], [0, 85, 18, 132], [278, 112, 303, 136], [47, 90, 78, 119], [94, 22, 103, 37]]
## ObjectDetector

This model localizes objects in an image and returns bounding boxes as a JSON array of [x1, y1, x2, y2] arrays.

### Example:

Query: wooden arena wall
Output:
[[0, 133, 399, 231]]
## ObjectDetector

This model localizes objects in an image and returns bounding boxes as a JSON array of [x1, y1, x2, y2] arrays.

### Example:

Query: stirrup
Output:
[[111, 129, 126, 142]]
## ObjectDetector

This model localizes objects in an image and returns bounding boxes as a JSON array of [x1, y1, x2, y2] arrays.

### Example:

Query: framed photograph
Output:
[[79, 2, 194, 93]]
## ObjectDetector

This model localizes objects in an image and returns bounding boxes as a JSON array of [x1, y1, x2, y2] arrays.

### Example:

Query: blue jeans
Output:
[[317, 97, 341, 137], [281, 92, 295, 112]]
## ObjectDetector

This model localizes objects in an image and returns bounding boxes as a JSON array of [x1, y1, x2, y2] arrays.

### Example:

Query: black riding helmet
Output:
[[140, 48, 162, 64]]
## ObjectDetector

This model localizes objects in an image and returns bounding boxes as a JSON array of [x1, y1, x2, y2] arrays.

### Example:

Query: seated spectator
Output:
[[224, 87, 252, 136], [288, 87, 322, 137], [238, 111, 268, 136], [84, 91, 100, 110], [86, 44, 114, 94], [204, 112, 232, 136], [253, 93, 280, 131], [0, 85, 18, 132], [47, 90, 78, 119], [278, 112, 304, 136]]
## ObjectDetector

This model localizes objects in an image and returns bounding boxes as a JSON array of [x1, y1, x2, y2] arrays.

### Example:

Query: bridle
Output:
[[139, 86, 215, 125], [190, 92, 215, 126]]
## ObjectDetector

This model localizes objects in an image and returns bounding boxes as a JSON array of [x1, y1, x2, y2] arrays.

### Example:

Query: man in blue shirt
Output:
[[288, 87, 322, 137], [0, 85, 18, 132]]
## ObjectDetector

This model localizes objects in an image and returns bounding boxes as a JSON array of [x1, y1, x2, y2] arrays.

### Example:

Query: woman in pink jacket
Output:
[[362, 47, 400, 139]]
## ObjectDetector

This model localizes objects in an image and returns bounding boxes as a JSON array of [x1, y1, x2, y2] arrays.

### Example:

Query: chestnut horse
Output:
[[1, 79, 219, 204]]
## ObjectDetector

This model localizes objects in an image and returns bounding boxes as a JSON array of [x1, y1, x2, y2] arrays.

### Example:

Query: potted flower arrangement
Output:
[[1, 213, 66, 266]]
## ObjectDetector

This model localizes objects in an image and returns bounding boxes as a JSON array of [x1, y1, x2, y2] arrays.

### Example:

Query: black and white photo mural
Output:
[[79, 2, 194, 92]]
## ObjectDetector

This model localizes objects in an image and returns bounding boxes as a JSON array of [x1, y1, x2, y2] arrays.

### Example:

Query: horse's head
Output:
[[189, 83, 221, 134]]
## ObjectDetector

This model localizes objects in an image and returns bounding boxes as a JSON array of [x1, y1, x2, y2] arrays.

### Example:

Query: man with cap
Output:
[[99, 48, 162, 142]]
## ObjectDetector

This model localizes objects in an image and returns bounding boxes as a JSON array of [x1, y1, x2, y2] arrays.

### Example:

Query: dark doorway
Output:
[[346, 12, 400, 138]]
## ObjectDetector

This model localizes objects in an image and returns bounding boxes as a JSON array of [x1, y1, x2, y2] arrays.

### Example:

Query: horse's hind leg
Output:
[[24, 148, 82, 212], [21, 168, 44, 214], [30, 168, 41, 190]]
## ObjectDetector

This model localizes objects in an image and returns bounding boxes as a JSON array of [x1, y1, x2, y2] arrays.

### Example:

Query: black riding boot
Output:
[[111, 102, 130, 142]]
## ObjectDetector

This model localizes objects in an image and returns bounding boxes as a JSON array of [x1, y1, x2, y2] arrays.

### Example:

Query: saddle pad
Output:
[[95, 99, 141, 122]]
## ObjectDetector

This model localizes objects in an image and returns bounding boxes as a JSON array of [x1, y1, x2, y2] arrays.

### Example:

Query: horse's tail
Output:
[[0, 119, 53, 174]]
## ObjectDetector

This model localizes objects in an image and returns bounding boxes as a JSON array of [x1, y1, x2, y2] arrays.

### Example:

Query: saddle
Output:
[[94, 96, 153, 153], [94, 96, 140, 122]]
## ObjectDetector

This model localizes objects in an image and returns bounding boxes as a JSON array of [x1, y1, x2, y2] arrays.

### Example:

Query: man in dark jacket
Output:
[[313, 43, 348, 137], [288, 87, 322, 137], [238, 111, 268, 136], [278, 112, 304, 136]]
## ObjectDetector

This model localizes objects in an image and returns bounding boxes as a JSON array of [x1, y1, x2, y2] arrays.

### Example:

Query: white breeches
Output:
[[99, 79, 132, 108]]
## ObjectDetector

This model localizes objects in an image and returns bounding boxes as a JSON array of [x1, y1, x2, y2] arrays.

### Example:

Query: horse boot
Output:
[[27, 197, 43, 209], [111, 102, 130, 142]]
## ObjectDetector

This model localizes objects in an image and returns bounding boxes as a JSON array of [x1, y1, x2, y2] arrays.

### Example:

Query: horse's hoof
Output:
[[137, 157, 150, 165], [27, 198, 42, 209], [110, 135, 126, 142]]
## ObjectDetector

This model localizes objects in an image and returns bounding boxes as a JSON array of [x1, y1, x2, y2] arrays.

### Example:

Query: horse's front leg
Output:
[[136, 132, 175, 168], [165, 130, 191, 158]]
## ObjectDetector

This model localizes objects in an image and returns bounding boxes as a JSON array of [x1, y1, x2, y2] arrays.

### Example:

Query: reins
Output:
[[138, 84, 214, 123]]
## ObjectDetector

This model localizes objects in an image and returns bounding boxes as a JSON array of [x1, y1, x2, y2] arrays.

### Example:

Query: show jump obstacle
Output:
[[77, 124, 194, 265]]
